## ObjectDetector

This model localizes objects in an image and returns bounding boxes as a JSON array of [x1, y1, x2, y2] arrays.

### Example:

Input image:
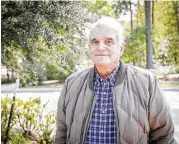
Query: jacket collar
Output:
[[88, 60, 126, 91]]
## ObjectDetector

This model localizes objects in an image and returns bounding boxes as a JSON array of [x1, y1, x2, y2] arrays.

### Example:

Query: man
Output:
[[55, 17, 176, 144]]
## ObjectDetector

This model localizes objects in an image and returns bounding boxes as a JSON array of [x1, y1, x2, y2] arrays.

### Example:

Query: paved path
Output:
[[1, 83, 179, 93], [1, 83, 63, 93], [164, 91, 179, 143]]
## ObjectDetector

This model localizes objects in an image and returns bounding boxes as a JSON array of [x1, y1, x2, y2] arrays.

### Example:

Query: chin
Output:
[[95, 61, 111, 66]]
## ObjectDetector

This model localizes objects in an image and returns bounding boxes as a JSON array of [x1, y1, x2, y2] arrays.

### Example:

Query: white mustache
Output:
[[94, 54, 109, 56]]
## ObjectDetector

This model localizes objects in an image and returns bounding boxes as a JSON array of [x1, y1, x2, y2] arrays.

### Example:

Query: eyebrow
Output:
[[90, 38, 97, 43], [90, 37, 114, 42], [106, 37, 114, 41]]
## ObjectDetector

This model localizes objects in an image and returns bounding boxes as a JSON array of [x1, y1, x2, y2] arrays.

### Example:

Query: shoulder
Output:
[[64, 67, 93, 88], [125, 64, 155, 78], [124, 64, 157, 86], [67, 67, 92, 81]]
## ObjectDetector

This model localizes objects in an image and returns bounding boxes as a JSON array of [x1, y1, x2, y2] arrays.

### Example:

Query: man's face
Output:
[[89, 25, 123, 66]]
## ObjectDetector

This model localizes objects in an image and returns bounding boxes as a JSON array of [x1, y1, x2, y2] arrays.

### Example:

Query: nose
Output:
[[98, 42, 106, 51]]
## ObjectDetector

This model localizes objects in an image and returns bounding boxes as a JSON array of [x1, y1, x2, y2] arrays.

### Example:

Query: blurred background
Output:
[[1, 1, 179, 144]]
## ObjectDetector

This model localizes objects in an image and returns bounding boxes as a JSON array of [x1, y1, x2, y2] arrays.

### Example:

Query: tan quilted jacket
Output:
[[55, 61, 176, 144]]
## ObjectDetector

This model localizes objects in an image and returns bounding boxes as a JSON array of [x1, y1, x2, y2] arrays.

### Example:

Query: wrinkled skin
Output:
[[89, 25, 124, 77]]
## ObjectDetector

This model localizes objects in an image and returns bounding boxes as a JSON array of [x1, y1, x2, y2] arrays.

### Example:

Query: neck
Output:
[[95, 61, 119, 78]]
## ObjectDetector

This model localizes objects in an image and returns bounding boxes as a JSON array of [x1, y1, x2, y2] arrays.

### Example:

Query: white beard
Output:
[[94, 56, 111, 65]]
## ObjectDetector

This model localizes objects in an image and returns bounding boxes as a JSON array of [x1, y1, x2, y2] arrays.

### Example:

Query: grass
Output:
[[159, 80, 179, 88]]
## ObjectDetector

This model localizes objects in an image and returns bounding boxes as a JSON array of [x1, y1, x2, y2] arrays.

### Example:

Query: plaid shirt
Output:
[[86, 66, 119, 144]]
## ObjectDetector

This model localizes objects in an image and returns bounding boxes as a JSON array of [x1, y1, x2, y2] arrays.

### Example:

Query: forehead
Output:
[[90, 25, 117, 40]]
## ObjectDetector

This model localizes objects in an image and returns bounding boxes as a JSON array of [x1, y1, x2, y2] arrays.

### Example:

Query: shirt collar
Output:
[[94, 65, 119, 87]]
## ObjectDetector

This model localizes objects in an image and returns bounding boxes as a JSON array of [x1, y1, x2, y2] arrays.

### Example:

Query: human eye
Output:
[[106, 39, 114, 46], [91, 39, 99, 46]]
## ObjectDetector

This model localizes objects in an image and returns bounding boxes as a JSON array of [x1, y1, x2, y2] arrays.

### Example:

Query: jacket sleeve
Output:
[[55, 84, 67, 144], [148, 76, 177, 144]]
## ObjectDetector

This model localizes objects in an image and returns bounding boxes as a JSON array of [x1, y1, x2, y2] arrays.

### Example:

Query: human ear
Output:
[[120, 45, 125, 56]]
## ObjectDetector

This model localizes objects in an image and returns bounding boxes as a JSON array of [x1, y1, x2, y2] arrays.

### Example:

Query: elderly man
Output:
[[55, 17, 176, 144]]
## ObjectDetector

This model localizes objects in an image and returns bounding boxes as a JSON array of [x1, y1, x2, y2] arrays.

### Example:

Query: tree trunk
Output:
[[173, 1, 179, 35], [137, 0, 139, 27], [130, 2, 135, 65], [130, 2, 133, 32], [145, 1, 153, 69], [152, 1, 154, 29]]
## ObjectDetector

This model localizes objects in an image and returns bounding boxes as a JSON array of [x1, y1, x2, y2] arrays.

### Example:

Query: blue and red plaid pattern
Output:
[[86, 66, 119, 144]]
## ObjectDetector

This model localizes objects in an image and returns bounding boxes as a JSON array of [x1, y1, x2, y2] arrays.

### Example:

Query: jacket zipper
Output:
[[80, 95, 96, 144], [112, 89, 120, 144]]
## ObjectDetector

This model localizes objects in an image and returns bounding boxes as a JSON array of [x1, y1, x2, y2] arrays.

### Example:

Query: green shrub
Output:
[[9, 132, 29, 144], [46, 64, 72, 82], [1, 78, 16, 84], [1, 97, 16, 137], [1, 96, 56, 143], [20, 71, 38, 87], [175, 66, 179, 73], [46, 64, 57, 80]]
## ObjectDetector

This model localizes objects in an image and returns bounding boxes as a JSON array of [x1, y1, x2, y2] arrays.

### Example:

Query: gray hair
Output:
[[89, 17, 125, 48]]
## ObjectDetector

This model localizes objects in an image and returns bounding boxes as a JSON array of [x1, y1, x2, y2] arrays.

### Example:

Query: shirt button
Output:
[[101, 130, 104, 133], [102, 110, 105, 113]]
